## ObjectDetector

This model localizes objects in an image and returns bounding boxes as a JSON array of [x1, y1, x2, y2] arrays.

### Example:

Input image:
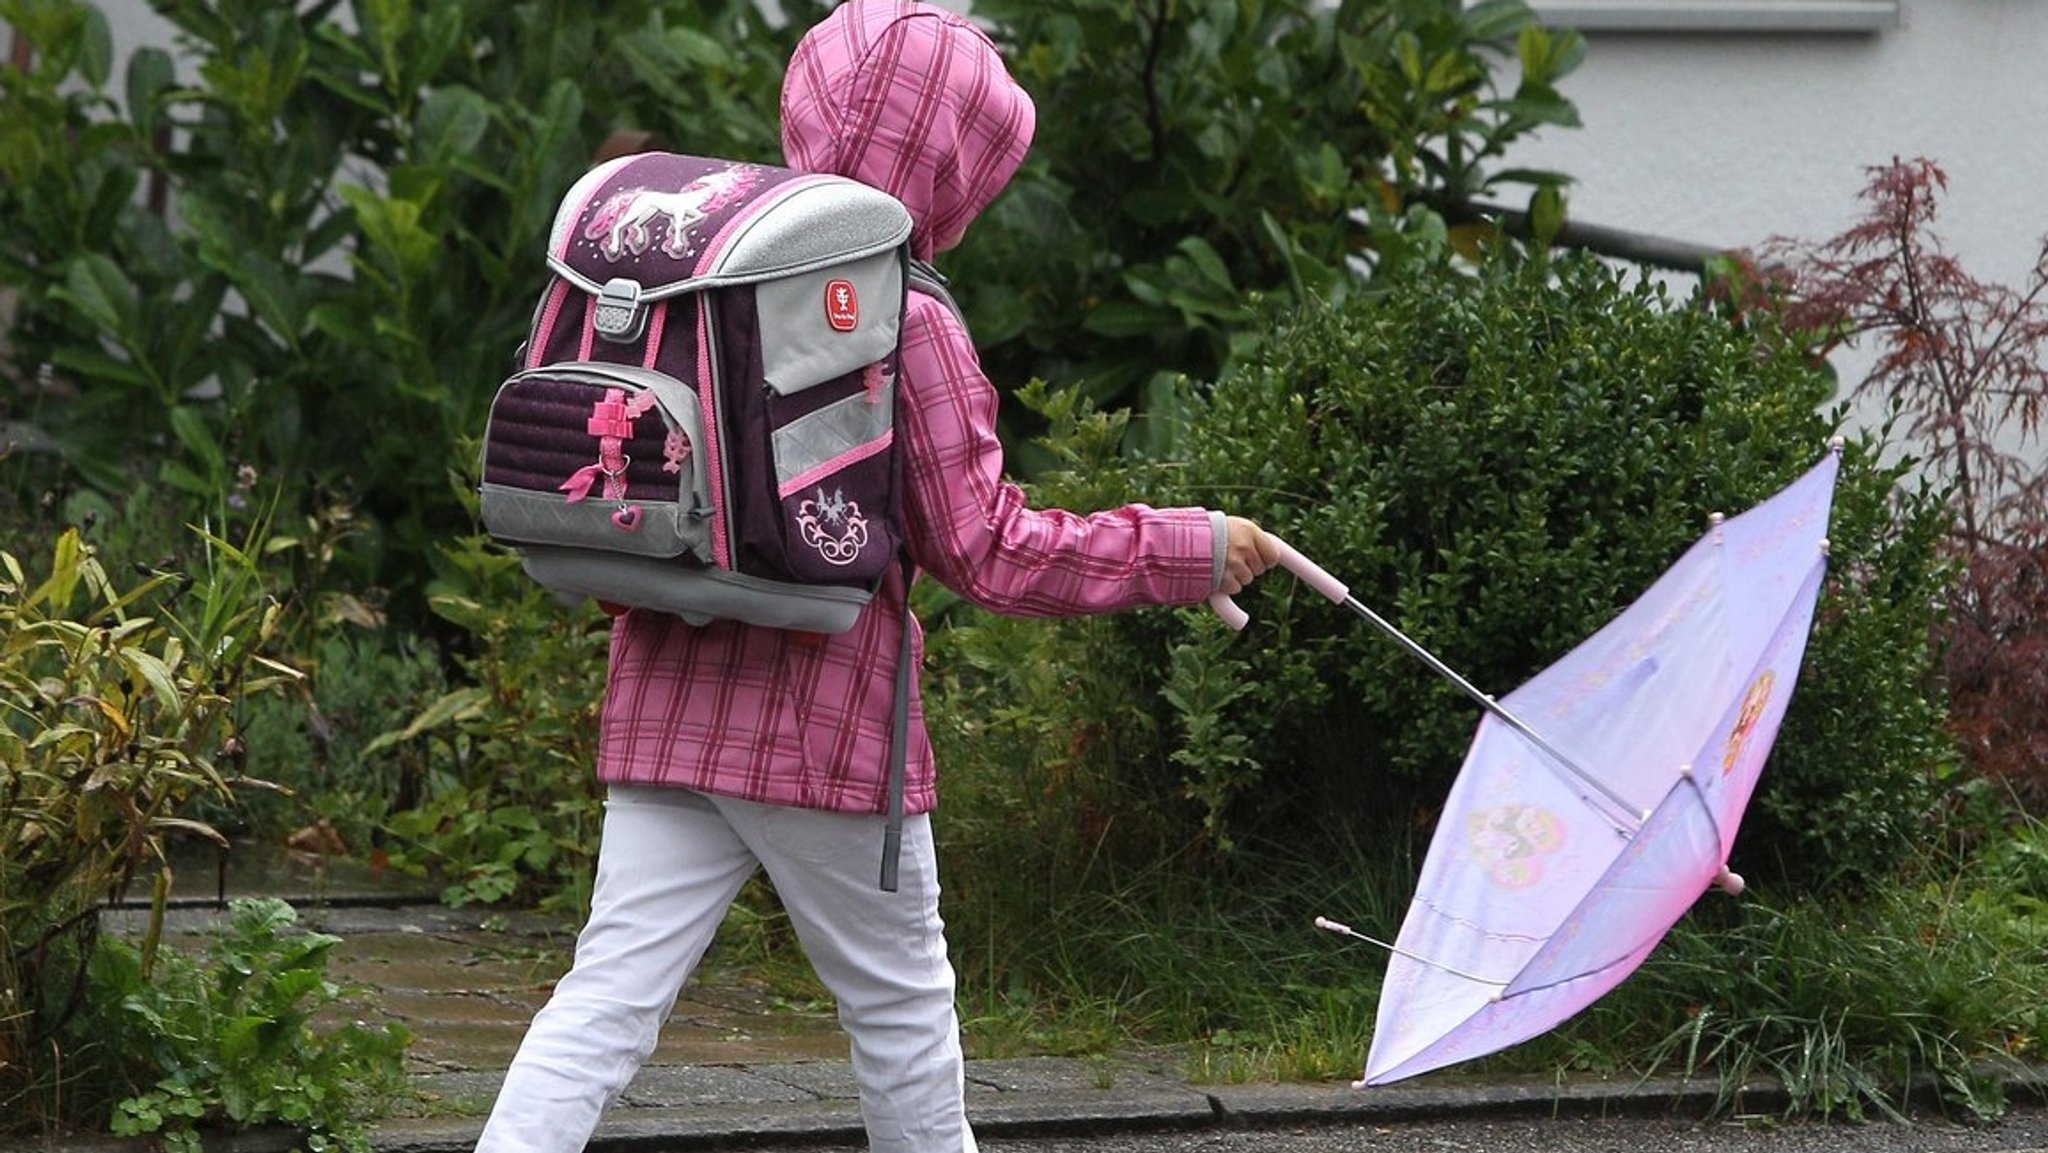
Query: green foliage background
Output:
[[929, 254, 1955, 956], [2, 0, 1600, 915], [3, 0, 1579, 611], [1, 0, 832, 612], [1153, 253, 1955, 882]]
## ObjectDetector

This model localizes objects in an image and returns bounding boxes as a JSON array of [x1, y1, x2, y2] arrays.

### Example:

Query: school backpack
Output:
[[478, 150, 918, 634], [478, 150, 950, 891]]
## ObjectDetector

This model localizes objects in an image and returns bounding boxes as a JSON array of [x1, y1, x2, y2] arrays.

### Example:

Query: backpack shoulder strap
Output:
[[879, 258, 955, 895], [905, 259, 963, 322]]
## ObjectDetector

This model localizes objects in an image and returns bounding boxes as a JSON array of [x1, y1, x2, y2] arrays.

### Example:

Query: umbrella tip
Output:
[[1714, 868, 1746, 896], [1820, 537, 1832, 557], [1828, 435, 1845, 454]]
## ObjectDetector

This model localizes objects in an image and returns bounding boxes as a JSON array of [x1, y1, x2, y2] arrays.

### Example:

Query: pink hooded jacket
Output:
[[594, 0, 1227, 815]]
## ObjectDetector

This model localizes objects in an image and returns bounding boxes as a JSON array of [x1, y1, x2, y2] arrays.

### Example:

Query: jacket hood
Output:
[[780, 1, 1035, 261]]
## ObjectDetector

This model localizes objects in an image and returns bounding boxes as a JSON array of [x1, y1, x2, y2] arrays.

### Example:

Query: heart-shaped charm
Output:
[[612, 505, 643, 532]]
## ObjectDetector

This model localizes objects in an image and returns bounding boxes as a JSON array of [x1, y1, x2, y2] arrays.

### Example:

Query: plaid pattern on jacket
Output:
[[595, 1, 1225, 814]]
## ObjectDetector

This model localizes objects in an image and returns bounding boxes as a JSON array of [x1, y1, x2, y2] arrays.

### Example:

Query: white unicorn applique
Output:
[[584, 165, 762, 261], [795, 487, 869, 567]]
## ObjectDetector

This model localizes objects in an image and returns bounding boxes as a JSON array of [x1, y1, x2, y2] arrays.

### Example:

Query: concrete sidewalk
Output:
[[315, 901, 1775, 1153], [100, 870, 1801, 1153]]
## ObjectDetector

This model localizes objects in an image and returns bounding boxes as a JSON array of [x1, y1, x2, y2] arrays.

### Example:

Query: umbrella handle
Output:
[[1207, 537, 1348, 629]]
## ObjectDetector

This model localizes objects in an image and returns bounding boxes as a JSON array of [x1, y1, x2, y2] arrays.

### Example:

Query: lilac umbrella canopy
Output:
[[1356, 447, 1841, 1087]]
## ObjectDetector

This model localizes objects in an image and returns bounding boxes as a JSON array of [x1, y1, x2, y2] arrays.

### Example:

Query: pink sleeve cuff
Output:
[[1208, 511, 1227, 592]]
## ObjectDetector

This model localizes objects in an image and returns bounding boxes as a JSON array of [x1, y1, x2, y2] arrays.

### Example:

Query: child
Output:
[[474, 4, 1278, 1150]]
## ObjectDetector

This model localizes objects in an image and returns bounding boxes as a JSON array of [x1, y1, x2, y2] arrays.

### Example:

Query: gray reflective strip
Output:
[[772, 378, 894, 491], [480, 484, 700, 561]]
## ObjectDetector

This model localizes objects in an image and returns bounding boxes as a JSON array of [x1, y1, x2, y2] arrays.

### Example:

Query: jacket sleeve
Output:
[[896, 291, 1224, 617]]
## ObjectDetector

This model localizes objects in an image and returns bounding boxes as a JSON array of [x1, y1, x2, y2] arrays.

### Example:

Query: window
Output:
[[1525, 1, 1898, 33]]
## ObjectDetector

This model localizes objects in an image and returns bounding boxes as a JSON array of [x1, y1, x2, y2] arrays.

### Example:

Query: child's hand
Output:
[[1220, 516, 1280, 595]]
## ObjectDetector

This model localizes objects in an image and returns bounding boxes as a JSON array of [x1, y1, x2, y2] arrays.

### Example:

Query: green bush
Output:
[[80, 898, 409, 1153], [934, 251, 1955, 905], [955, 0, 1583, 432], [224, 627, 450, 850], [363, 482, 611, 913], [1170, 253, 1954, 884]]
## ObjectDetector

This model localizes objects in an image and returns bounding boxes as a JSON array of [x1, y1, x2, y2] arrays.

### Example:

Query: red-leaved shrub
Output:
[[1749, 158, 2048, 807]]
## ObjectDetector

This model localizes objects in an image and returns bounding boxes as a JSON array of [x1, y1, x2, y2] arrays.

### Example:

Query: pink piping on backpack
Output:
[[779, 431, 894, 502], [639, 300, 693, 475], [675, 173, 832, 569], [536, 152, 640, 368], [695, 305, 730, 569], [528, 281, 571, 370], [774, 360, 893, 498], [642, 300, 668, 369]]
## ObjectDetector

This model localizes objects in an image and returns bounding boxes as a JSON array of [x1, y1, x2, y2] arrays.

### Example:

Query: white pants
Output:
[[474, 785, 976, 1153]]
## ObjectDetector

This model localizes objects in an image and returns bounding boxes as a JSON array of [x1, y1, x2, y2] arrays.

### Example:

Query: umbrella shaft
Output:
[[1339, 595, 1643, 828], [1315, 916, 1506, 987]]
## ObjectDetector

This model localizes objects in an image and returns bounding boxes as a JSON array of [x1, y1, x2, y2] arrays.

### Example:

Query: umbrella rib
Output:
[[1315, 916, 1509, 987], [1335, 594, 1644, 830]]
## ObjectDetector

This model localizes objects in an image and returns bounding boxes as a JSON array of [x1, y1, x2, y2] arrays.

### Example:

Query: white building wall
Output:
[[1525, 0, 2047, 279], [1512, 0, 2048, 457]]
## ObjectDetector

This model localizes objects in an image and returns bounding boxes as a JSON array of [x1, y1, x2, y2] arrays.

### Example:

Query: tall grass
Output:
[[938, 811, 2048, 1117], [1573, 849, 2046, 1121], [943, 822, 1415, 1081]]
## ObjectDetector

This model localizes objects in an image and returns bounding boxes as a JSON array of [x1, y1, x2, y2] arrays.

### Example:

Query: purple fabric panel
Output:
[[485, 376, 682, 502], [713, 288, 897, 591]]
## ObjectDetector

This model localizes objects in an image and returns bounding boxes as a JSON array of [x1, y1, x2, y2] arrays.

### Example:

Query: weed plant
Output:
[[944, 824, 1412, 1083], [226, 628, 450, 851], [942, 819, 2047, 1118], [364, 477, 611, 914], [1, 515, 315, 1133], [74, 898, 410, 1153]]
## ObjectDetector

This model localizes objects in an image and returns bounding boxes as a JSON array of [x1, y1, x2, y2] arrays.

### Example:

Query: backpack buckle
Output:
[[592, 278, 648, 343]]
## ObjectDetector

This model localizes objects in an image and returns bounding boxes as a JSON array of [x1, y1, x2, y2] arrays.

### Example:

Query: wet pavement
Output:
[[90, 845, 2048, 1153]]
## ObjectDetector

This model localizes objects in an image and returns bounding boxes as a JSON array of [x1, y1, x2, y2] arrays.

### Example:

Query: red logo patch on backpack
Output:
[[824, 278, 860, 332]]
